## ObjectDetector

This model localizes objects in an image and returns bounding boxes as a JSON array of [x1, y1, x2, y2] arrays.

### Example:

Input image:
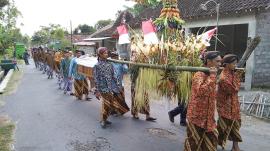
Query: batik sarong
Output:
[[100, 92, 128, 121], [184, 122, 218, 151], [113, 88, 130, 115], [217, 117, 242, 149], [74, 79, 88, 99]]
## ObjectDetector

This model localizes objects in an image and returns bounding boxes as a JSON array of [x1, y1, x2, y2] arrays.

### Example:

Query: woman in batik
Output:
[[69, 50, 90, 100], [184, 51, 222, 151], [94, 47, 129, 128], [217, 54, 243, 151]]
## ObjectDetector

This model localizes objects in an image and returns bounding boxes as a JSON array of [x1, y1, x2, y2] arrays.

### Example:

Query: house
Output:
[[88, 0, 270, 89], [179, 0, 270, 90], [73, 41, 96, 55], [65, 34, 96, 54]]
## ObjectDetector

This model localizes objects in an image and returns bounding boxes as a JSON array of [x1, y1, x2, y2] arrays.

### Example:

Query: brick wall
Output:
[[253, 10, 270, 87]]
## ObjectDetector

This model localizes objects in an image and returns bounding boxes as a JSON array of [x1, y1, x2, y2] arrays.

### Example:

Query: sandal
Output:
[[146, 117, 157, 122], [85, 97, 92, 101]]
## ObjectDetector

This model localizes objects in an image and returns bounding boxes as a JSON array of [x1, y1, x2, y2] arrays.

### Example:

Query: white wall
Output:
[[183, 14, 256, 90]]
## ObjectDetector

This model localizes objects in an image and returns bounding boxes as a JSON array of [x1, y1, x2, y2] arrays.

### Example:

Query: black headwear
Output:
[[63, 50, 69, 53], [222, 54, 238, 66], [80, 51, 85, 55], [203, 51, 220, 65]]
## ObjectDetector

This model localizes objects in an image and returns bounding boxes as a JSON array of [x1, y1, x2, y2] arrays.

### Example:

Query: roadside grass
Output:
[[2, 68, 24, 96], [0, 116, 15, 151]]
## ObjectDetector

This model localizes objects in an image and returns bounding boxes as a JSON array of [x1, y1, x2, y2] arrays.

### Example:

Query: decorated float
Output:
[[77, 0, 259, 109]]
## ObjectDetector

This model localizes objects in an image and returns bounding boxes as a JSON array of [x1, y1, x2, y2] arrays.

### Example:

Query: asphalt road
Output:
[[1, 61, 270, 151]]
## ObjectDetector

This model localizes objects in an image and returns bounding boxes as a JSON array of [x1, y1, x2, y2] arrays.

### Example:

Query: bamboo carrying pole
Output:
[[108, 59, 245, 73], [108, 59, 209, 72], [238, 36, 261, 68]]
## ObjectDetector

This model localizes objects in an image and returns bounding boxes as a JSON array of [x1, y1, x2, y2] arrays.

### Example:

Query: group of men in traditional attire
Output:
[[184, 51, 243, 151], [31, 46, 243, 151], [31, 47, 91, 101], [31, 47, 156, 129]]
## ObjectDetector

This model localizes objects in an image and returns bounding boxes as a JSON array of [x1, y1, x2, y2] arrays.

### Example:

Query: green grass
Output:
[[0, 123, 15, 151], [3, 69, 24, 96]]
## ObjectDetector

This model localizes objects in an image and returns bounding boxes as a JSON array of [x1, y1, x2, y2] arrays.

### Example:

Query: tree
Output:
[[73, 24, 96, 35], [0, 0, 23, 54], [0, 0, 9, 9], [31, 24, 71, 49], [94, 19, 113, 30], [123, 0, 161, 17], [31, 29, 50, 46], [123, 4, 146, 17]]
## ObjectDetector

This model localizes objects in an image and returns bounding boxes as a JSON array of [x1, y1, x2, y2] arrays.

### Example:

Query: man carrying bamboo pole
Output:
[[69, 50, 91, 100], [94, 47, 129, 128], [129, 53, 157, 122], [184, 51, 221, 151], [217, 54, 243, 151]]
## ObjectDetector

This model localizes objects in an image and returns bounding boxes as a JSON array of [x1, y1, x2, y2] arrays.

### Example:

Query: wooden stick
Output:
[[267, 107, 270, 118], [239, 101, 270, 106], [261, 97, 265, 118], [247, 94, 258, 113], [238, 36, 261, 68], [256, 95, 262, 116], [108, 59, 245, 72]]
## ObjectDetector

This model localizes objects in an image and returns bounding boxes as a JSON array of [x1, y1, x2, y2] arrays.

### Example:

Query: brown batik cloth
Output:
[[217, 116, 242, 149], [113, 88, 130, 115], [131, 82, 150, 116], [100, 92, 129, 121], [184, 122, 218, 151], [74, 79, 89, 99]]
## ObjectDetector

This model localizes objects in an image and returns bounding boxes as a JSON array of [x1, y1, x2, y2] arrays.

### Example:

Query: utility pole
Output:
[[70, 20, 73, 49]]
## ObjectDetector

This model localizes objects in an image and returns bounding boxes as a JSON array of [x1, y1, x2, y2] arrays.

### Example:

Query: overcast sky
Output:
[[14, 0, 135, 36]]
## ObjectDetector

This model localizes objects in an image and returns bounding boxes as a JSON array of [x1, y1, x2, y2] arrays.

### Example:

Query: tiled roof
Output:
[[180, 0, 270, 19], [91, 0, 270, 38], [65, 35, 90, 43]]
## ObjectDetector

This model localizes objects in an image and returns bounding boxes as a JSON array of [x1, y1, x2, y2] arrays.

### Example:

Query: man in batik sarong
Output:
[[46, 50, 55, 79], [54, 50, 63, 89], [217, 54, 243, 151], [69, 50, 91, 100], [110, 51, 130, 116], [129, 52, 156, 122], [60, 50, 72, 95], [37, 48, 43, 71], [184, 51, 222, 151], [41, 49, 47, 74], [94, 47, 129, 128], [32, 48, 39, 68]]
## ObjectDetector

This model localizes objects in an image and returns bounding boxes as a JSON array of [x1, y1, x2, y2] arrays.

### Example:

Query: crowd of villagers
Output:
[[31, 45, 244, 151]]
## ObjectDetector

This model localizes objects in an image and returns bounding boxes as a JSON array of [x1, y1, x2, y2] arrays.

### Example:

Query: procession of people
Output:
[[30, 46, 243, 151]]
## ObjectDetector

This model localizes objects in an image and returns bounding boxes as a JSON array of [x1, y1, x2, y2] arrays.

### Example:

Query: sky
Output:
[[14, 0, 135, 36]]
